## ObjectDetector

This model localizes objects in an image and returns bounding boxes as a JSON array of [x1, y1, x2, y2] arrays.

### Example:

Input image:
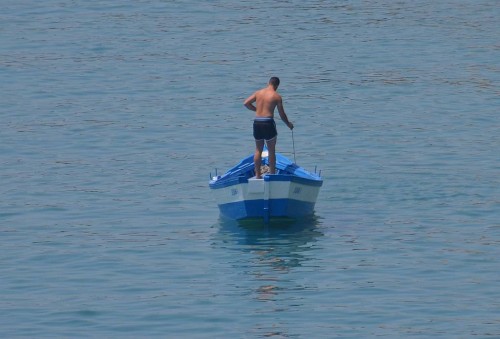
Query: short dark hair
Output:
[[269, 77, 280, 88]]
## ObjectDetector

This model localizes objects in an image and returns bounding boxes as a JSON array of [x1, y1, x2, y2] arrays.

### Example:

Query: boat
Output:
[[209, 149, 323, 222]]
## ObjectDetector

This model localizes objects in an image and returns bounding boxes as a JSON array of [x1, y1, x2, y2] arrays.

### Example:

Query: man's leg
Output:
[[254, 139, 265, 179], [266, 137, 277, 174]]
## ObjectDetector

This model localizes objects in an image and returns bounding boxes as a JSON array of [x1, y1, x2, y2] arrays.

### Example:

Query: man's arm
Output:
[[277, 98, 294, 130], [243, 93, 257, 111]]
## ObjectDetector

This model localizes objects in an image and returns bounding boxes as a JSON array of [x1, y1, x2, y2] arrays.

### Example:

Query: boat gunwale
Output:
[[209, 152, 322, 189], [209, 173, 323, 189]]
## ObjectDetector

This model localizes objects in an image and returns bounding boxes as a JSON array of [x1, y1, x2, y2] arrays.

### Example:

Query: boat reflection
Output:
[[212, 215, 324, 337], [215, 215, 324, 270], [214, 215, 324, 281]]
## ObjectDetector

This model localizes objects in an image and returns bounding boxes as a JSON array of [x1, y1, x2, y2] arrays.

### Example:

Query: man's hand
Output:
[[288, 121, 294, 130]]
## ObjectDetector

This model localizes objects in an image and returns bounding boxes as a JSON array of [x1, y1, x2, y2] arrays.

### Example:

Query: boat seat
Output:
[[248, 177, 265, 193]]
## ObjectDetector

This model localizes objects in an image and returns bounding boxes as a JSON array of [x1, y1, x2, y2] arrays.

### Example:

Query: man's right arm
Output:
[[277, 98, 294, 130]]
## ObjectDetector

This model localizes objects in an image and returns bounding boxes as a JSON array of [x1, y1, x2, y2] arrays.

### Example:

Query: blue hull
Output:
[[218, 198, 316, 221]]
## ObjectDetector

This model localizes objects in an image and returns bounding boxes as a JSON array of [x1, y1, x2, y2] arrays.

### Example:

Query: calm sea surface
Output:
[[1, 0, 499, 337]]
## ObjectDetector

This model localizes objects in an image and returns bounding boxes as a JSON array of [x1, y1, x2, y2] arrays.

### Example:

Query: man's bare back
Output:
[[245, 86, 282, 118], [243, 82, 293, 127]]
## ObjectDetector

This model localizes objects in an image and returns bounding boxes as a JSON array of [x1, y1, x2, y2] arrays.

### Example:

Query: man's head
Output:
[[269, 77, 280, 89]]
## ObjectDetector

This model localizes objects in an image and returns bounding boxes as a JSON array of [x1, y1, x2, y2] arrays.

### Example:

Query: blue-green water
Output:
[[1, 1, 499, 337]]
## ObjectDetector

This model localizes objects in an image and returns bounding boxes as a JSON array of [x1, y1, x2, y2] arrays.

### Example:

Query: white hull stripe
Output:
[[210, 181, 320, 206]]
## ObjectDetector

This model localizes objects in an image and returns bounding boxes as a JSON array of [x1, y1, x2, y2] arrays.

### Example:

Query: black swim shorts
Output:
[[253, 118, 277, 141]]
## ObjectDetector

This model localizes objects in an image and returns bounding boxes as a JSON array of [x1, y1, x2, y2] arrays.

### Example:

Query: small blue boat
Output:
[[209, 150, 323, 222]]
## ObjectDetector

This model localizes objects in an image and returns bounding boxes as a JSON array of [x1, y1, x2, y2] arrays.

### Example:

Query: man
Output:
[[243, 77, 294, 179]]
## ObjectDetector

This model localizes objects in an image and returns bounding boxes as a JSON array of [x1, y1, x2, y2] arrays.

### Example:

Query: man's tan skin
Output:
[[244, 77, 294, 179]]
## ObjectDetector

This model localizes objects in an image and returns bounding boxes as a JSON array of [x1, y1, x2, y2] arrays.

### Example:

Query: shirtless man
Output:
[[243, 77, 294, 179]]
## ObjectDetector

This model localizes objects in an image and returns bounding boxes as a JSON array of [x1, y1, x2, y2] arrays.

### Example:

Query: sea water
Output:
[[1, 0, 499, 337]]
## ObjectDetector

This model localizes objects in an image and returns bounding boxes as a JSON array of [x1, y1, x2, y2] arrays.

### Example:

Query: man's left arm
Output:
[[243, 93, 257, 111]]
